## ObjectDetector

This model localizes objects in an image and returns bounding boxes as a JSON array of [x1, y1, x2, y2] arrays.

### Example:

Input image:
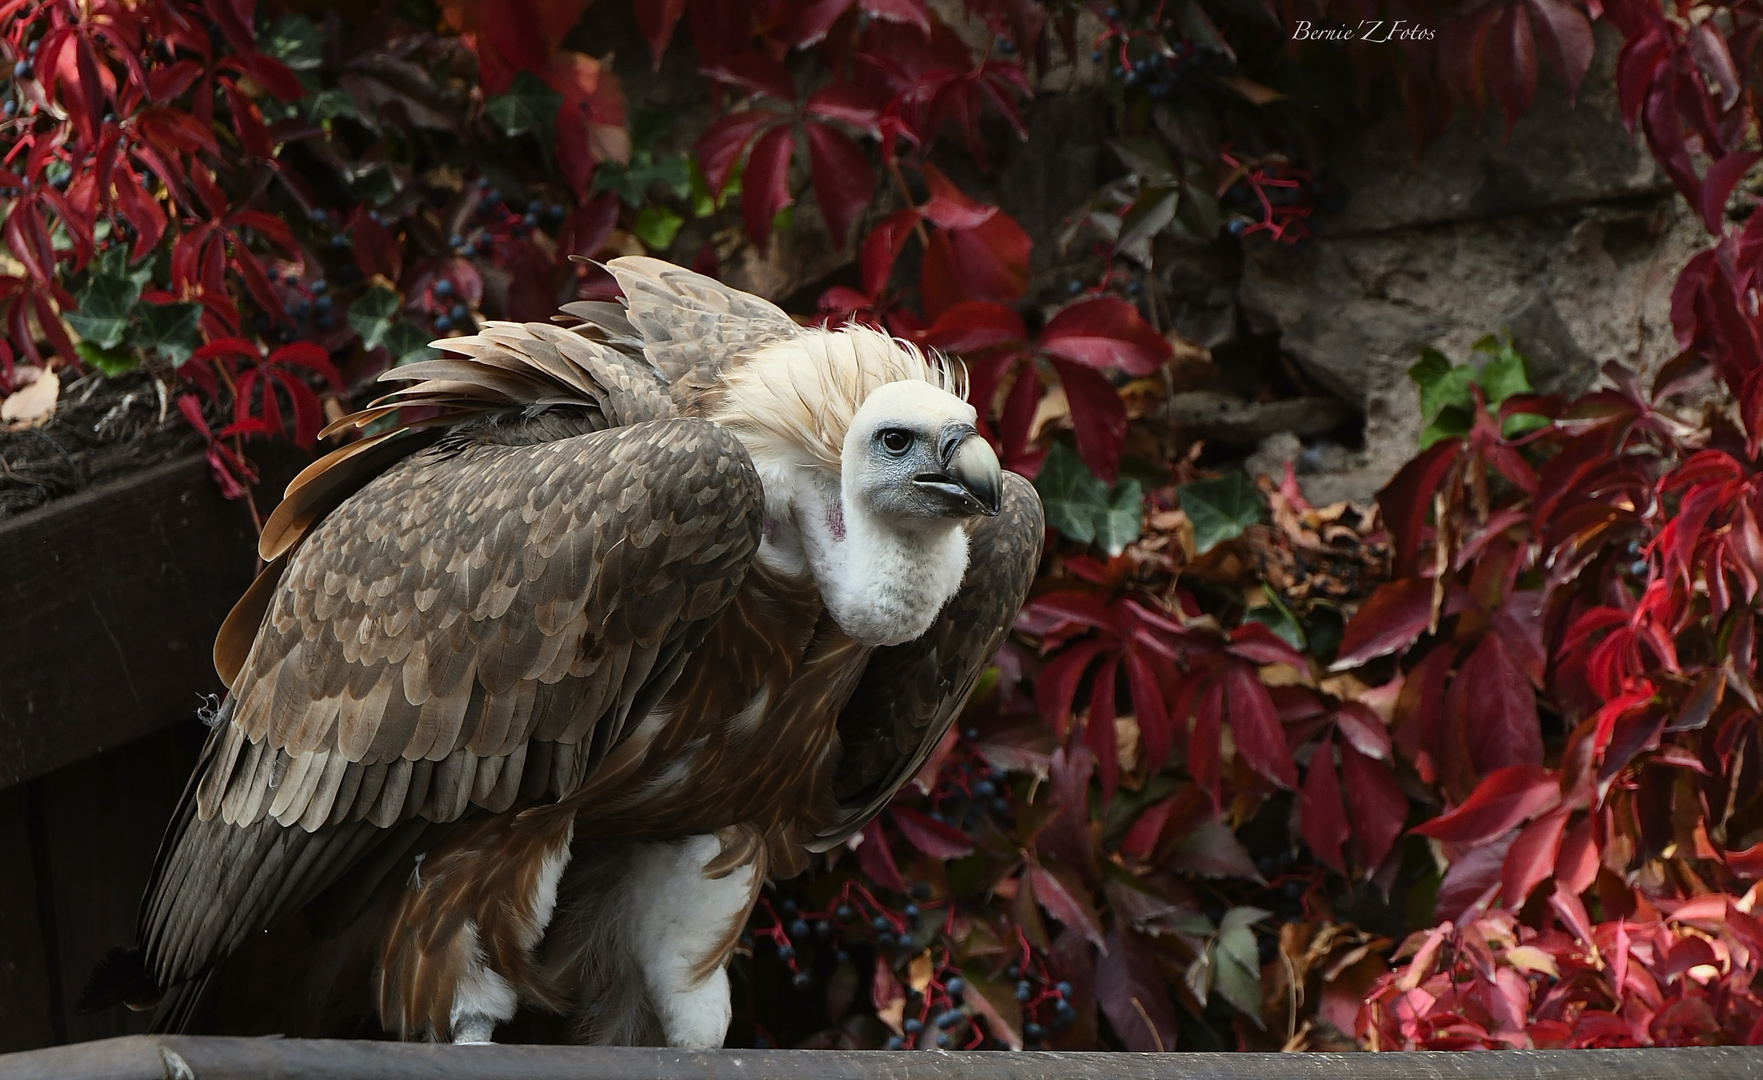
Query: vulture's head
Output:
[[842, 380, 1001, 524], [713, 325, 1003, 646]]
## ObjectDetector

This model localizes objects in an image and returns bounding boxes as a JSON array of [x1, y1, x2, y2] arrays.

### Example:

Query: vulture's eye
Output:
[[879, 429, 913, 455]]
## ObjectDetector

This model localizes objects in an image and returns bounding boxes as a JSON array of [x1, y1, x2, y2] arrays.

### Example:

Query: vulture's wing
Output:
[[139, 417, 763, 991], [601, 256, 800, 405], [815, 471, 1044, 849]]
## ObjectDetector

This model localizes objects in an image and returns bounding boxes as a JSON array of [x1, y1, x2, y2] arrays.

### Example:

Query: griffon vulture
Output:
[[83, 257, 1043, 1047]]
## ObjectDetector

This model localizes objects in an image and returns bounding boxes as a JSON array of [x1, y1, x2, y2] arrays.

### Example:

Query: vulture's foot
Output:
[[452, 1013, 497, 1045]]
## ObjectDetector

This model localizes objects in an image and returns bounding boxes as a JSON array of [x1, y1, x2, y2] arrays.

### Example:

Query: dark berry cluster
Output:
[[450, 176, 568, 257]]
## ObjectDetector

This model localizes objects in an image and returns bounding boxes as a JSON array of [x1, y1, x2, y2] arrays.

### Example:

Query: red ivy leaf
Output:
[[805, 81, 881, 131], [920, 301, 1027, 353], [1458, 631, 1543, 774], [1223, 661, 1298, 789], [858, 817, 908, 892], [741, 123, 797, 251], [1301, 737, 1350, 873], [1379, 438, 1463, 577], [1412, 764, 1560, 844], [1341, 742, 1407, 872], [1333, 702, 1392, 761], [350, 209, 402, 282], [1034, 638, 1107, 736], [1489, 2, 1539, 131], [1050, 358, 1127, 484], [1029, 861, 1106, 951], [1700, 151, 1760, 234], [709, 51, 795, 102], [1096, 924, 1180, 1051], [1038, 297, 1172, 377], [1123, 648, 1171, 771], [1087, 653, 1121, 805], [858, 209, 921, 298], [860, 0, 931, 32], [1526, 0, 1594, 105], [1334, 577, 1435, 668], [1120, 796, 1174, 860], [636, 0, 689, 67], [1189, 678, 1225, 807], [890, 806, 976, 859], [1554, 813, 1599, 894], [1502, 806, 1568, 907], [804, 122, 874, 248], [696, 109, 781, 197]]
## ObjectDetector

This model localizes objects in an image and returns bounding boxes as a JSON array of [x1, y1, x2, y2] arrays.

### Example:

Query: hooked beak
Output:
[[913, 422, 1002, 517]]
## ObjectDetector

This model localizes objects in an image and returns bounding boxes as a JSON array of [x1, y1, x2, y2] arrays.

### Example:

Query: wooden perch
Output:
[[4, 1036, 1760, 1080]]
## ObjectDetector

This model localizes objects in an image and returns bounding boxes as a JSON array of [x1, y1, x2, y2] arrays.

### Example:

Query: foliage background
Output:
[[6, 0, 1763, 1054]]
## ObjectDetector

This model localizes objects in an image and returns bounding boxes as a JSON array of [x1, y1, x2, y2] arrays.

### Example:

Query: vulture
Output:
[[84, 257, 1043, 1047]]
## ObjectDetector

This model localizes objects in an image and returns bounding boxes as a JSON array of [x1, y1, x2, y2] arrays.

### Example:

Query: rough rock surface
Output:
[[1237, 29, 1707, 504]]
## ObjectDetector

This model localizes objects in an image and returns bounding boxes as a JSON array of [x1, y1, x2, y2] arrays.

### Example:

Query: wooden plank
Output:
[[35, 728, 203, 1046], [0, 447, 304, 790], [4, 1037, 1762, 1080], [0, 784, 57, 1052]]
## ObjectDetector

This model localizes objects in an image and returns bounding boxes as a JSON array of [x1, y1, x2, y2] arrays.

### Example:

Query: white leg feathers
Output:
[[545, 832, 762, 1048], [626, 834, 760, 1049]]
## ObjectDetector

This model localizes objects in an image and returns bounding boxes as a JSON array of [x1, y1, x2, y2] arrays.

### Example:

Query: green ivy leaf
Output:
[[485, 70, 562, 140], [1419, 405, 1473, 450], [134, 302, 203, 366], [632, 205, 685, 251], [261, 14, 324, 71], [383, 322, 441, 367], [305, 87, 358, 122], [1117, 183, 1179, 254], [1095, 476, 1144, 556], [1177, 472, 1264, 553], [1034, 442, 1145, 554], [1035, 442, 1104, 544], [64, 247, 146, 350], [1243, 591, 1305, 650], [1502, 411, 1551, 438], [76, 340, 136, 377], [1109, 137, 1175, 182], [1476, 347, 1532, 406], [1410, 348, 1475, 423], [1212, 906, 1269, 1026], [348, 285, 401, 350]]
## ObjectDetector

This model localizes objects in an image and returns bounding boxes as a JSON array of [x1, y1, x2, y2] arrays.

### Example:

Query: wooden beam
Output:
[[3, 1036, 1760, 1080], [0, 450, 300, 790]]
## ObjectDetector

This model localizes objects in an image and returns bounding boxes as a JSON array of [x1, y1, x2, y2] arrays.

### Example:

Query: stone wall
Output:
[[1237, 29, 1705, 503]]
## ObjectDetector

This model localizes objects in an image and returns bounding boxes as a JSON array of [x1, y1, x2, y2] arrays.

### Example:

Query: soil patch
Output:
[[0, 371, 204, 519]]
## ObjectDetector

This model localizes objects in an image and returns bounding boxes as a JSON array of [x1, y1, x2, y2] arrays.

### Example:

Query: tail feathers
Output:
[[152, 969, 219, 1034], [79, 946, 162, 1013]]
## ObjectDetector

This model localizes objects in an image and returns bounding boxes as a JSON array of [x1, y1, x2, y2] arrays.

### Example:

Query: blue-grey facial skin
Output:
[[864, 420, 1001, 520]]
